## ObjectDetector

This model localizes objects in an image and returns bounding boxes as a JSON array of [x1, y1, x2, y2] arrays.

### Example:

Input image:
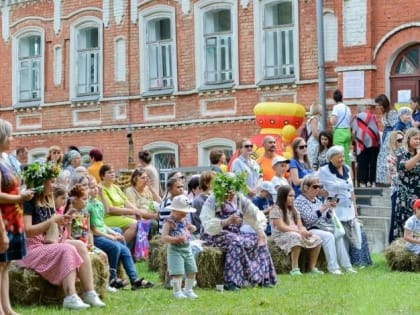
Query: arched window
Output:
[[197, 138, 235, 166], [393, 46, 420, 75]]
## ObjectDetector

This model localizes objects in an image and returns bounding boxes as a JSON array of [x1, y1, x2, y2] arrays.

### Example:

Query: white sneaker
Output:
[[184, 290, 198, 299], [345, 267, 358, 274], [63, 295, 90, 310], [173, 291, 187, 299], [330, 269, 343, 275], [82, 291, 106, 307], [106, 285, 117, 293]]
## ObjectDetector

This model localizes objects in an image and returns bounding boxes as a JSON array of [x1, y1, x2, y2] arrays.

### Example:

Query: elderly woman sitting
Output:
[[200, 172, 277, 291], [294, 175, 355, 274], [318, 145, 372, 267]]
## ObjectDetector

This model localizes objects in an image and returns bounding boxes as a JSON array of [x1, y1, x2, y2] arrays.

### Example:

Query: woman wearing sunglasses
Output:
[[294, 175, 355, 275], [387, 131, 404, 243], [318, 146, 372, 267], [231, 138, 261, 198], [289, 137, 313, 197]]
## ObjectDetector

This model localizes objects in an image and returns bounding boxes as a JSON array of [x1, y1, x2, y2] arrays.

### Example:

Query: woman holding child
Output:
[[200, 172, 277, 291], [19, 161, 105, 310]]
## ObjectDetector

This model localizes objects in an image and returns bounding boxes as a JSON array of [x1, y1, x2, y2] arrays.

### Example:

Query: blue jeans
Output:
[[93, 235, 137, 282]]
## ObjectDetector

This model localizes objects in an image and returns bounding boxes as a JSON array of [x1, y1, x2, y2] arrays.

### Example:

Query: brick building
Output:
[[0, 0, 419, 172]]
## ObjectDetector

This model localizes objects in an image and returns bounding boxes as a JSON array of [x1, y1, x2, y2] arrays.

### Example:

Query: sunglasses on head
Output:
[[243, 144, 253, 149], [298, 145, 307, 150], [396, 138, 403, 143]]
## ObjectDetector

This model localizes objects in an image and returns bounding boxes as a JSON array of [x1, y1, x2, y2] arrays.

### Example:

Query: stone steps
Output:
[[354, 187, 391, 253]]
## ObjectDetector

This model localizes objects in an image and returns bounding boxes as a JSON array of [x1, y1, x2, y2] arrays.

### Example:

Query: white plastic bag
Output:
[[353, 218, 362, 250], [332, 213, 345, 239]]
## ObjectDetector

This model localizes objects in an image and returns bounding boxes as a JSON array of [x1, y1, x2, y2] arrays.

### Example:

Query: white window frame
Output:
[[254, 0, 299, 85], [197, 138, 235, 166], [139, 5, 177, 96], [69, 17, 103, 102], [143, 141, 179, 169], [12, 27, 45, 108], [194, 0, 239, 90], [28, 147, 48, 163]]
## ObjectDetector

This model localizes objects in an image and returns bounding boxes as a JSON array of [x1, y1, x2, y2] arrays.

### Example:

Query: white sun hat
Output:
[[167, 195, 196, 213]]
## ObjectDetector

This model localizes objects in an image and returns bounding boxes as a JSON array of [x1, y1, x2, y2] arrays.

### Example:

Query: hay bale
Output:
[[148, 234, 164, 272], [158, 245, 225, 288], [10, 251, 109, 305], [267, 238, 327, 273], [195, 247, 224, 288], [384, 238, 420, 272]]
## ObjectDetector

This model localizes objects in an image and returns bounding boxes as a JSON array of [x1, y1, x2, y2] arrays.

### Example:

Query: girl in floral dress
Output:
[[269, 185, 322, 276], [200, 172, 277, 291]]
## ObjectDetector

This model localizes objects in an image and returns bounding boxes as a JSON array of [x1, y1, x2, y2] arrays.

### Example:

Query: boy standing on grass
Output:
[[403, 199, 420, 254], [162, 195, 198, 299]]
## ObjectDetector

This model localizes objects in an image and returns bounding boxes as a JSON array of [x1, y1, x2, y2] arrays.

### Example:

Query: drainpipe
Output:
[[316, 0, 327, 130]]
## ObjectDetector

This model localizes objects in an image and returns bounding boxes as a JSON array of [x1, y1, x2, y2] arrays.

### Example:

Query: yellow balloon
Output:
[[282, 125, 296, 143]]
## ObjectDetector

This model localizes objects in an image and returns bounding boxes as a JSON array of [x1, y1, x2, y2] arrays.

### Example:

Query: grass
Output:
[[15, 254, 420, 315]]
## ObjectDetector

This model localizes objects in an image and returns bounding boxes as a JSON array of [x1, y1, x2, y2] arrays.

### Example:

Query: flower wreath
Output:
[[23, 161, 61, 193], [212, 172, 248, 207]]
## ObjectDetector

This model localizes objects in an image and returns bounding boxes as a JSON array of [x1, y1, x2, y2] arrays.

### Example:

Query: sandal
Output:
[[110, 278, 127, 289], [131, 278, 154, 290]]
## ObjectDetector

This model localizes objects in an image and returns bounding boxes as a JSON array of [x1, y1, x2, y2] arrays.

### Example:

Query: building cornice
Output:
[[12, 115, 255, 137]]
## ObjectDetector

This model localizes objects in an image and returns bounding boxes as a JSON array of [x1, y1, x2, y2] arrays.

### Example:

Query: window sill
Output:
[[198, 82, 235, 91], [257, 77, 296, 86], [13, 101, 41, 109], [71, 95, 100, 104], [141, 89, 174, 97]]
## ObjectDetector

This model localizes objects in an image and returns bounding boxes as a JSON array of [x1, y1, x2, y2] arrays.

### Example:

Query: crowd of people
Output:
[[1, 90, 420, 312]]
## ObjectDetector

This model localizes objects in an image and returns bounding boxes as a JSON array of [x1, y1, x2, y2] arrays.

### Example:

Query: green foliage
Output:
[[22, 161, 61, 193], [212, 172, 248, 206]]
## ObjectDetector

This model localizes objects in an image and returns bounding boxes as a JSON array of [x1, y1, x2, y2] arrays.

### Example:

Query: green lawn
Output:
[[15, 254, 420, 315]]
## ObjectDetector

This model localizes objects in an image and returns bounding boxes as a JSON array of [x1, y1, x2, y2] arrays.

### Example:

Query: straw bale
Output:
[[384, 238, 420, 272], [267, 237, 327, 273], [148, 234, 164, 272], [9, 251, 109, 305], [158, 244, 225, 288]]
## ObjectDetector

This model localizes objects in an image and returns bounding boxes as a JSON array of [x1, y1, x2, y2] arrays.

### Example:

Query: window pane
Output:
[[204, 9, 231, 34], [148, 18, 171, 42], [78, 27, 98, 49], [19, 35, 41, 58], [265, 2, 292, 27], [154, 152, 176, 190], [77, 53, 87, 94], [406, 48, 419, 70]]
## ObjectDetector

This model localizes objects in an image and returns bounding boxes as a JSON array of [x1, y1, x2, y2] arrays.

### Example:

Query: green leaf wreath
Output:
[[23, 161, 61, 193], [212, 172, 248, 206]]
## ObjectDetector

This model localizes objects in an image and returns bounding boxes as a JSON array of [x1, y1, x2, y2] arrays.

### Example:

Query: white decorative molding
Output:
[[114, 0, 125, 25], [113, 102, 127, 120], [53, 45, 62, 86], [144, 103, 176, 121], [373, 22, 420, 60], [240, 0, 249, 9], [72, 108, 102, 126], [130, 0, 137, 23], [181, 0, 190, 15], [103, 0, 110, 27], [16, 113, 42, 130], [335, 65, 376, 72], [53, 0, 61, 35], [200, 97, 237, 117], [114, 37, 126, 82], [1, 5, 10, 41]]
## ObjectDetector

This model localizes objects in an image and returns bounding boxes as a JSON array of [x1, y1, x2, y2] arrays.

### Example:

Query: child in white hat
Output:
[[162, 195, 198, 299]]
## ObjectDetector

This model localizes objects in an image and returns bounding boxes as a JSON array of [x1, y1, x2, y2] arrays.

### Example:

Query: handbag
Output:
[[353, 218, 363, 250], [44, 221, 60, 244]]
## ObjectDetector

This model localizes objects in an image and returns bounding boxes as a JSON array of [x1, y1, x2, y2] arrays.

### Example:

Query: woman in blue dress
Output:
[[289, 137, 313, 197]]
